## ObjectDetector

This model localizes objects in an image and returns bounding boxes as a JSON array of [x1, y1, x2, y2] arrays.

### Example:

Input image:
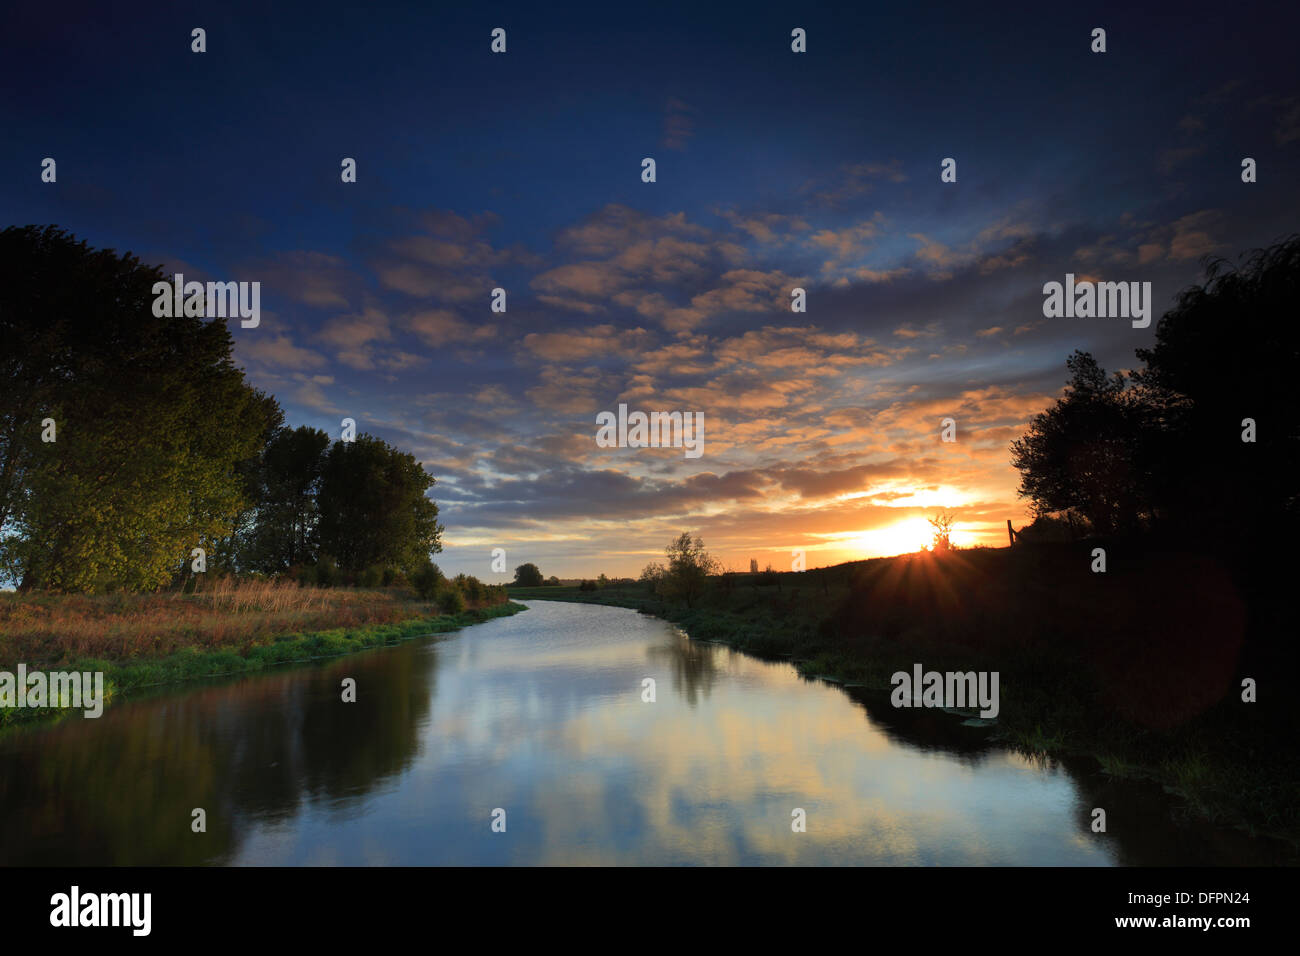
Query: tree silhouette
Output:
[[1011, 235, 1300, 552], [1132, 234, 1300, 547], [1010, 351, 1153, 536], [660, 532, 721, 608], [513, 563, 543, 587], [928, 512, 956, 551]]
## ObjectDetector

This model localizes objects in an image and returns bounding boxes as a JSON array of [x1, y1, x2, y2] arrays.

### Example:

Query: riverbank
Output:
[[511, 546, 1299, 851], [0, 586, 526, 729]]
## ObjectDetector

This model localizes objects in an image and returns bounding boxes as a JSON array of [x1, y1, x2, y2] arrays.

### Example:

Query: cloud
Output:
[[237, 332, 329, 370], [809, 161, 907, 206], [1167, 209, 1221, 260], [252, 250, 355, 309], [406, 308, 496, 347], [662, 97, 695, 150], [521, 324, 651, 362]]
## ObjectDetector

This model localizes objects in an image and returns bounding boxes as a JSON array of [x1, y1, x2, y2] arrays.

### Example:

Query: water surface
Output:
[[0, 601, 1280, 865]]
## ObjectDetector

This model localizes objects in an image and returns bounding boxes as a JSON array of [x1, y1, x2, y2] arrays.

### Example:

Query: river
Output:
[[0, 601, 1283, 865]]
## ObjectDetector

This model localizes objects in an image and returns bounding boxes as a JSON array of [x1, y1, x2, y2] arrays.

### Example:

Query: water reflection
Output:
[[0, 601, 1289, 865], [0, 641, 435, 864]]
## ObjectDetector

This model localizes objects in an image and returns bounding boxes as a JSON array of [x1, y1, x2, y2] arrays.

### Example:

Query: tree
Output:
[[659, 532, 721, 608], [239, 425, 330, 572], [513, 563, 543, 587], [0, 225, 279, 591], [639, 562, 665, 592], [1011, 236, 1300, 552], [1010, 351, 1152, 536], [315, 434, 443, 574], [1131, 235, 1300, 545], [928, 512, 956, 552]]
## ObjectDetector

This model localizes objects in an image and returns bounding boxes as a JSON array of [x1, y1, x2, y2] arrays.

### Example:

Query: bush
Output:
[[313, 556, 340, 588], [437, 584, 466, 614], [578, 579, 597, 591], [456, 574, 486, 603], [410, 561, 445, 600], [381, 566, 397, 587], [358, 566, 382, 588]]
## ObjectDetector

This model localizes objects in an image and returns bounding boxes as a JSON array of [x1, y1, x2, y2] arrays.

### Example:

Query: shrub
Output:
[[358, 566, 382, 588], [578, 579, 597, 591], [437, 584, 466, 614], [313, 557, 340, 588], [457, 574, 486, 603], [410, 561, 445, 600]]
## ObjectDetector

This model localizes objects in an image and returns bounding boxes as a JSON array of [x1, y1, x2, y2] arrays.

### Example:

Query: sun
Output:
[[840, 517, 938, 558]]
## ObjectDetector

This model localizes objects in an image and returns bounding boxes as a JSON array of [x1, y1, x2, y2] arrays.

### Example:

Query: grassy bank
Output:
[[0, 578, 464, 666], [0, 582, 526, 729], [512, 545, 1299, 849]]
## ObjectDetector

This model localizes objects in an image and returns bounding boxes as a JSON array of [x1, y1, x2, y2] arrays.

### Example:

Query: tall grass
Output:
[[0, 576, 507, 667]]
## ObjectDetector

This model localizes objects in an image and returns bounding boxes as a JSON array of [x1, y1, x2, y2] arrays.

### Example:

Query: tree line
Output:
[[0, 225, 443, 592], [1011, 234, 1299, 566]]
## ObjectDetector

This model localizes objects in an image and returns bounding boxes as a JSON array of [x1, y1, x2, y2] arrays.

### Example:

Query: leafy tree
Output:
[[1131, 235, 1300, 544], [639, 562, 665, 592], [315, 434, 443, 574], [0, 225, 279, 591], [659, 532, 721, 608], [239, 425, 330, 572], [513, 562, 543, 587], [1010, 351, 1153, 536], [1012, 237, 1300, 552]]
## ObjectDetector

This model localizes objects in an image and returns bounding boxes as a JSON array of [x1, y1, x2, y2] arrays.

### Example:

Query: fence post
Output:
[[1007, 519, 1015, 548]]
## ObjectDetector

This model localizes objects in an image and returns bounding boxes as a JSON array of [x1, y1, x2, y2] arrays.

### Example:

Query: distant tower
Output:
[[749, 558, 759, 573]]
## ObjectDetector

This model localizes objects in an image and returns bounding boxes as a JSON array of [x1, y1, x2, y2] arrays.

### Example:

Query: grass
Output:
[[511, 543, 1300, 849], [0, 579, 468, 666], [0, 578, 526, 728]]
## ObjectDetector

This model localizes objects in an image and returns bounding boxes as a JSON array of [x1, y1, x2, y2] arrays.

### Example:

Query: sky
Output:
[[4, 1, 1299, 580]]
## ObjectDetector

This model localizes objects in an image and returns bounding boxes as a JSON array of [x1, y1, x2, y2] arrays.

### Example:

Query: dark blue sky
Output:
[[4, 0, 1298, 575]]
